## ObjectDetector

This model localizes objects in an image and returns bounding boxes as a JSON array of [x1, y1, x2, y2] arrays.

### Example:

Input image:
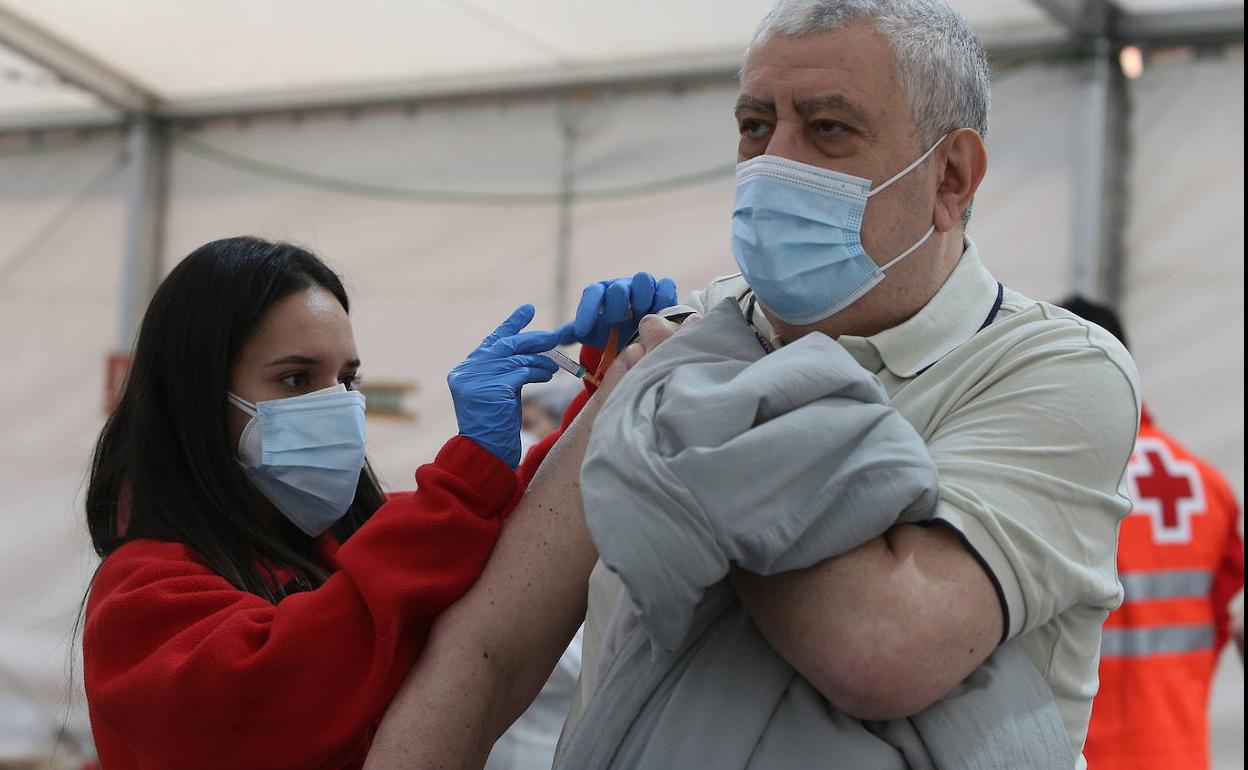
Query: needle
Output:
[[540, 349, 588, 379]]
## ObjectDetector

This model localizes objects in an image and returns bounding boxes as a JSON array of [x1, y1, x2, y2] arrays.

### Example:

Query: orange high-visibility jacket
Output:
[[1083, 409, 1243, 770]]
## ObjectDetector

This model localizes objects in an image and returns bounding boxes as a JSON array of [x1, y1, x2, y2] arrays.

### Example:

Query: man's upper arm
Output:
[[926, 319, 1141, 641]]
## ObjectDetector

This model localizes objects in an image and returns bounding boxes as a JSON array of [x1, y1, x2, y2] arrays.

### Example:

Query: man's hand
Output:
[[618, 313, 701, 370], [732, 522, 1003, 721]]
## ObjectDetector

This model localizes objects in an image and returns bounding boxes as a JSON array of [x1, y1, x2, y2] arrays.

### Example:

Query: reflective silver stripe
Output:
[[1100, 624, 1214, 658], [1120, 569, 1213, 601]]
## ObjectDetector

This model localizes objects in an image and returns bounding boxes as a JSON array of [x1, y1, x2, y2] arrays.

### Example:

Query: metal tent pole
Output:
[[554, 101, 577, 325], [0, 5, 168, 351], [1071, 38, 1129, 306], [1031, 0, 1130, 307], [118, 117, 169, 351]]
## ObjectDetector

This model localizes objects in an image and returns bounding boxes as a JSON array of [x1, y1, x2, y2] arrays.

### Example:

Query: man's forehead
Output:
[[739, 27, 896, 93], [736, 29, 903, 125]]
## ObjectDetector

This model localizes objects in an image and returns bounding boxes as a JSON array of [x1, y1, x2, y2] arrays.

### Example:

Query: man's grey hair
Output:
[[749, 0, 991, 224]]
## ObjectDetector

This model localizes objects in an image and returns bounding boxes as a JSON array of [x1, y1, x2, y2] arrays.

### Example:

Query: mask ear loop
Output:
[[865, 134, 948, 272], [226, 393, 260, 463], [879, 226, 936, 271], [226, 392, 257, 416], [865, 133, 949, 198]]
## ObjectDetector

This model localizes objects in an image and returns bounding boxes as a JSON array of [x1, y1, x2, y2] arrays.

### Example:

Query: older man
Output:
[[557, 0, 1139, 765], [363, 2, 1140, 768]]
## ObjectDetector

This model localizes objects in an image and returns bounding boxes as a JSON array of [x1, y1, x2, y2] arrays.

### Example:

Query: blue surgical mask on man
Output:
[[731, 136, 947, 325], [227, 383, 367, 537]]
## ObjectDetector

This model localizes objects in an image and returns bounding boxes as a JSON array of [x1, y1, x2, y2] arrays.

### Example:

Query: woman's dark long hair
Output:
[[85, 236, 387, 603]]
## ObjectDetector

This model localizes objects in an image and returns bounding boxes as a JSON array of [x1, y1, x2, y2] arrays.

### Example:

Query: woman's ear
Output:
[[933, 128, 988, 233]]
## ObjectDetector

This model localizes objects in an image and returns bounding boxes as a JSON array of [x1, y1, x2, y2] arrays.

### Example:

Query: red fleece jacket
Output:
[[84, 382, 592, 770]]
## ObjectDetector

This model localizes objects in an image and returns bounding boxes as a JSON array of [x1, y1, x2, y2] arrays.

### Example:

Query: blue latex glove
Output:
[[448, 305, 561, 468], [557, 272, 678, 350]]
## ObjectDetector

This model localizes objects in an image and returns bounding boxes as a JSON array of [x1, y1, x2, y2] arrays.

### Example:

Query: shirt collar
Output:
[[840, 236, 999, 378]]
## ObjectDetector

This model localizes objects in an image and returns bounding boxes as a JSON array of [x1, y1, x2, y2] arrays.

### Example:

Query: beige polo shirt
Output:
[[561, 237, 1140, 759]]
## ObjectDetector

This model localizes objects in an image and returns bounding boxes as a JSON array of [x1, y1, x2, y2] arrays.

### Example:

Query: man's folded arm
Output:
[[734, 325, 1140, 722], [732, 521, 1002, 720]]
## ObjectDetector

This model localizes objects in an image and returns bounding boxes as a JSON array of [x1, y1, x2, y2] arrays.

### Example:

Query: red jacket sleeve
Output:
[[84, 436, 516, 770]]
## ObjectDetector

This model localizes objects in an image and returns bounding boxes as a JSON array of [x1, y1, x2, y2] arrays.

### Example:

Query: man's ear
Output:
[[933, 128, 987, 232]]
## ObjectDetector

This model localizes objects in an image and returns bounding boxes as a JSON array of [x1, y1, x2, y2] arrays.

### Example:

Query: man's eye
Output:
[[739, 119, 770, 138], [280, 372, 310, 390], [812, 120, 849, 136]]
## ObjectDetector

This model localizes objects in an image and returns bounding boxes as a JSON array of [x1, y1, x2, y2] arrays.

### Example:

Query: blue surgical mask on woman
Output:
[[227, 384, 367, 537], [731, 136, 947, 325]]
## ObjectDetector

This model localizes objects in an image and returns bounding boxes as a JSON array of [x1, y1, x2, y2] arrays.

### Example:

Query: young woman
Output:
[[82, 236, 675, 769]]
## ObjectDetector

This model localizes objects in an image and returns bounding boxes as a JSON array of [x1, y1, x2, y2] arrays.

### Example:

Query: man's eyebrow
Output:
[[795, 94, 872, 125], [734, 95, 775, 119]]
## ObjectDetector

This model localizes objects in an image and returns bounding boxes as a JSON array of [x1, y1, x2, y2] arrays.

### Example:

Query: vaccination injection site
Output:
[[0, 0, 1243, 769]]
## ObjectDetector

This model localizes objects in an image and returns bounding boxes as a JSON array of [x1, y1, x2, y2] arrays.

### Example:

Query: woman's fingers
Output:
[[629, 272, 657, 316], [654, 278, 678, 312], [602, 279, 631, 326], [479, 304, 535, 348], [489, 329, 562, 357], [511, 359, 559, 386], [573, 283, 606, 338]]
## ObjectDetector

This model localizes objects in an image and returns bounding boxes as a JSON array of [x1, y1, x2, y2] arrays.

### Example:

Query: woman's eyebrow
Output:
[[265, 355, 319, 366], [264, 355, 361, 367]]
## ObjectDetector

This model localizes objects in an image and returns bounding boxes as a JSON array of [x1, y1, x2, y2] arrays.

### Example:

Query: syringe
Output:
[[541, 349, 589, 380]]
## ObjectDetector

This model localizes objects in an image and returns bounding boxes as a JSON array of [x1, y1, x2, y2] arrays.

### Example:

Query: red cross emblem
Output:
[[1126, 437, 1206, 544]]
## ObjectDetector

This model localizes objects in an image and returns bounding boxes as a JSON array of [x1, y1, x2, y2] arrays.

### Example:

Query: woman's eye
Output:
[[280, 372, 310, 390], [341, 373, 363, 391]]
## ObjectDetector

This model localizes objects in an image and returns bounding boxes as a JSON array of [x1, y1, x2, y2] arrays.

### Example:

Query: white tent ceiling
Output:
[[0, 0, 1240, 132]]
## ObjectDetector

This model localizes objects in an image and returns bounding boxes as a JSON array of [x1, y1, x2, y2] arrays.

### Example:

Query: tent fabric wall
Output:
[[1123, 48, 1244, 500], [0, 133, 127, 758], [971, 62, 1084, 299], [0, 51, 1241, 763]]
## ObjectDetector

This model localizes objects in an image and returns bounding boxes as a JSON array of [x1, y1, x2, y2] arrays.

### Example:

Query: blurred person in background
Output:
[[518, 381, 583, 461], [81, 235, 675, 770], [1060, 296, 1244, 770]]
